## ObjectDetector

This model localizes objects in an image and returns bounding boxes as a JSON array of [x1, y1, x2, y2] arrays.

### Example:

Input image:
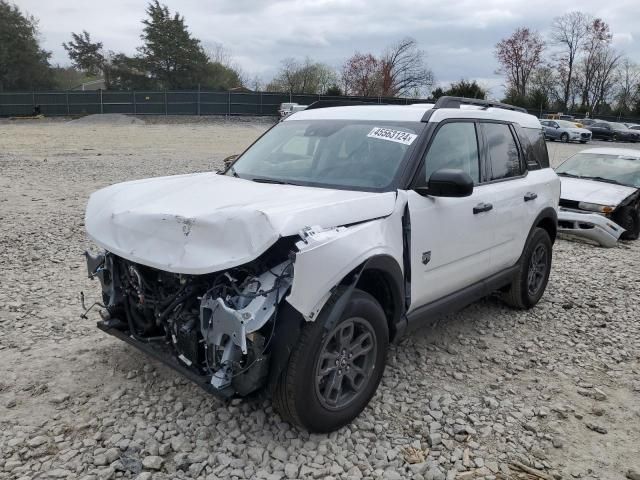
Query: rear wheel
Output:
[[560, 133, 569, 143], [614, 206, 640, 240], [272, 289, 388, 432], [502, 228, 552, 309]]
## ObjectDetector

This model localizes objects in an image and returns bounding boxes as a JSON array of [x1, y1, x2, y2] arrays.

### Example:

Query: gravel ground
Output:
[[1, 116, 640, 480]]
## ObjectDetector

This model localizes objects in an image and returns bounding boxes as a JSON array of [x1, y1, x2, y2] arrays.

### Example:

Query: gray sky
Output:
[[15, 0, 640, 97]]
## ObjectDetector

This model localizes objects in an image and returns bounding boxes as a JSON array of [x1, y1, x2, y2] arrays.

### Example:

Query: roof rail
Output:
[[306, 100, 376, 110], [433, 96, 527, 114]]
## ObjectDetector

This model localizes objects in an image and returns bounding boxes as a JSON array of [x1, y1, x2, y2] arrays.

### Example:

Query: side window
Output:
[[482, 123, 523, 181], [519, 127, 549, 169], [422, 122, 480, 183]]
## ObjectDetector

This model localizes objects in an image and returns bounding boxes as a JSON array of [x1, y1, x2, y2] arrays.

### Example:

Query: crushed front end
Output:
[[84, 247, 293, 398], [557, 208, 625, 247]]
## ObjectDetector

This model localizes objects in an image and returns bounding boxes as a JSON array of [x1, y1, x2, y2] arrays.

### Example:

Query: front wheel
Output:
[[272, 289, 388, 432], [502, 228, 552, 309], [614, 206, 640, 240], [560, 132, 569, 143]]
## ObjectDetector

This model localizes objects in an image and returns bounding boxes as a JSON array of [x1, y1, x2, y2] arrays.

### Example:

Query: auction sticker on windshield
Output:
[[367, 127, 417, 145]]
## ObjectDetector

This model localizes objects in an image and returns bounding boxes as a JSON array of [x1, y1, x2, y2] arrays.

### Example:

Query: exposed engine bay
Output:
[[84, 240, 295, 397]]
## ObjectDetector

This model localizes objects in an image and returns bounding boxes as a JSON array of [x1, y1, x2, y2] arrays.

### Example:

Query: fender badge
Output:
[[422, 251, 431, 265]]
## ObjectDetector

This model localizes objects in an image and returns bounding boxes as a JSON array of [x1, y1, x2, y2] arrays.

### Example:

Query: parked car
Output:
[[631, 125, 640, 131], [540, 119, 591, 143], [556, 148, 640, 246], [577, 118, 598, 127], [84, 96, 560, 432], [278, 102, 308, 118], [587, 121, 640, 142]]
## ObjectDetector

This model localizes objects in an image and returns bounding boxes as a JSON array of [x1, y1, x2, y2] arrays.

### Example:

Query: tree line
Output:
[[1, 0, 639, 116], [495, 12, 640, 116]]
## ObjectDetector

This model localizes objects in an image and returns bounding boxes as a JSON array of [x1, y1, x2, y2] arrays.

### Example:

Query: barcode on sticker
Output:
[[367, 127, 417, 145]]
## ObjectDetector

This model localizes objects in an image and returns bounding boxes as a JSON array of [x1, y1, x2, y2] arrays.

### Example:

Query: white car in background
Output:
[[278, 102, 308, 118], [556, 148, 640, 247]]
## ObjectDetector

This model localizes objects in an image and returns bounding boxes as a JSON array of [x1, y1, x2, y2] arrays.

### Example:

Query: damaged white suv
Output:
[[84, 96, 560, 432]]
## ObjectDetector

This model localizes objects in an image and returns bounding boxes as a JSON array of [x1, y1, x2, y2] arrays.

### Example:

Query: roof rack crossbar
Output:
[[432, 96, 527, 114]]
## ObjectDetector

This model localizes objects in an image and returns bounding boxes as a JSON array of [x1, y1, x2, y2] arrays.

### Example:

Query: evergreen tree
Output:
[[0, 1, 52, 91], [138, 1, 209, 89]]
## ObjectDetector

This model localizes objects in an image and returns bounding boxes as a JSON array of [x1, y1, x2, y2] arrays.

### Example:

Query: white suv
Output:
[[84, 96, 560, 432]]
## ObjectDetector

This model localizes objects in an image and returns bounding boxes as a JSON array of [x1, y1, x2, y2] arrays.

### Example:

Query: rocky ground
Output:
[[1, 116, 639, 480]]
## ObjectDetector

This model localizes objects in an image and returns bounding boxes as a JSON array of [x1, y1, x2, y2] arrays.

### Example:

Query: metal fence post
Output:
[[259, 91, 262, 115], [133, 91, 137, 114], [99, 89, 103, 114], [66, 91, 70, 115], [197, 84, 201, 116], [164, 90, 168, 115], [228, 91, 231, 116]]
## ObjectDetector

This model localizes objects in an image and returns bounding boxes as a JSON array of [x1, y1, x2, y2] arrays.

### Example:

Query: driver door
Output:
[[407, 120, 497, 310]]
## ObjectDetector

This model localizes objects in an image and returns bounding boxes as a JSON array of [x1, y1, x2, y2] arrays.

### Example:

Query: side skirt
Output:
[[404, 265, 518, 331]]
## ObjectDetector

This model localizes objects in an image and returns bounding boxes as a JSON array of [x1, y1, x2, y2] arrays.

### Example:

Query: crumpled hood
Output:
[[85, 173, 397, 274], [560, 176, 637, 205]]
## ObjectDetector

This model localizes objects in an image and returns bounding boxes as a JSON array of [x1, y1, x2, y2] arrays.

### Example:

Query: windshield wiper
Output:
[[228, 166, 240, 178], [556, 172, 582, 178], [251, 177, 300, 186]]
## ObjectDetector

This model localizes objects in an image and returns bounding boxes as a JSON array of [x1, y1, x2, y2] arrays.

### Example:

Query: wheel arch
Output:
[[531, 207, 558, 245], [348, 255, 406, 342]]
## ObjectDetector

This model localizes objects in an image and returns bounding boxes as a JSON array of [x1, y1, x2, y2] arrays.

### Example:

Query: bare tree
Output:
[[591, 46, 621, 112], [615, 59, 640, 114], [495, 27, 545, 99], [550, 12, 590, 109], [380, 37, 433, 97], [341, 53, 381, 96], [267, 57, 337, 94], [575, 18, 612, 110]]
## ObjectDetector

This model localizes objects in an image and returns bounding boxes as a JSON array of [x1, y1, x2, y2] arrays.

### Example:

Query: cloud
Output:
[[16, 0, 640, 96]]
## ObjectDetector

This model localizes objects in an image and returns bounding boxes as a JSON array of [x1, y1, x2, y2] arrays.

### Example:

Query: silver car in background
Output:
[[540, 119, 592, 143]]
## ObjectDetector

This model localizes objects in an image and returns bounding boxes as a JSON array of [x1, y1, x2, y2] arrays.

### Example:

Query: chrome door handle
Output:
[[524, 192, 538, 202], [473, 203, 493, 214]]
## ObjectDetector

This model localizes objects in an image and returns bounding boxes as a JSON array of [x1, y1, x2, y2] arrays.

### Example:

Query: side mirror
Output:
[[415, 169, 474, 198], [555, 125, 560, 129]]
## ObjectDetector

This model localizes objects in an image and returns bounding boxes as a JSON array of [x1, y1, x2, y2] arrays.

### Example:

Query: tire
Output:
[[560, 133, 569, 143], [612, 134, 619, 142], [580, 140, 588, 144], [502, 228, 552, 309], [614, 206, 640, 240], [272, 288, 389, 432]]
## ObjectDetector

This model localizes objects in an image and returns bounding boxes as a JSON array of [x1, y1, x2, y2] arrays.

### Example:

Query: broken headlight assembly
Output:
[[577, 202, 616, 214]]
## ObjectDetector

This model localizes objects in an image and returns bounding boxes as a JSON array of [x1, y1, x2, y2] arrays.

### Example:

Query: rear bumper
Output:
[[557, 209, 625, 247], [97, 318, 235, 400]]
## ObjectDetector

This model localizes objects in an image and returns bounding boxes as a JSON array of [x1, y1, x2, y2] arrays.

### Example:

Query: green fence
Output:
[[0, 90, 431, 117]]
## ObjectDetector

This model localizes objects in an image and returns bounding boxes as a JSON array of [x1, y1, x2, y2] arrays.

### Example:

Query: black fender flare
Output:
[[268, 254, 406, 385], [529, 207, 558, 244]]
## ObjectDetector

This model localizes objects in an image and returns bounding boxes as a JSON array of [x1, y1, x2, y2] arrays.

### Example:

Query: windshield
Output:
[[228, 120, 424, 190], [557, 120, 578, 128], [556, 152, 640, 188]]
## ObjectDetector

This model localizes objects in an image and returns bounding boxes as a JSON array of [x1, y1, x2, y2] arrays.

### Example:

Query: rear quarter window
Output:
[[518, 126, 549, 169]]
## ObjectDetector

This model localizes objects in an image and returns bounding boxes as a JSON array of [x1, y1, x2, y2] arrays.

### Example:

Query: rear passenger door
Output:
[[478, 122, 532, 270]]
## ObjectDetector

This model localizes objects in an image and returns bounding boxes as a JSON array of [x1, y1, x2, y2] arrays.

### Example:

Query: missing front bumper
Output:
[[97, 318, 235, 400], [557, 210, 625, 248]]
